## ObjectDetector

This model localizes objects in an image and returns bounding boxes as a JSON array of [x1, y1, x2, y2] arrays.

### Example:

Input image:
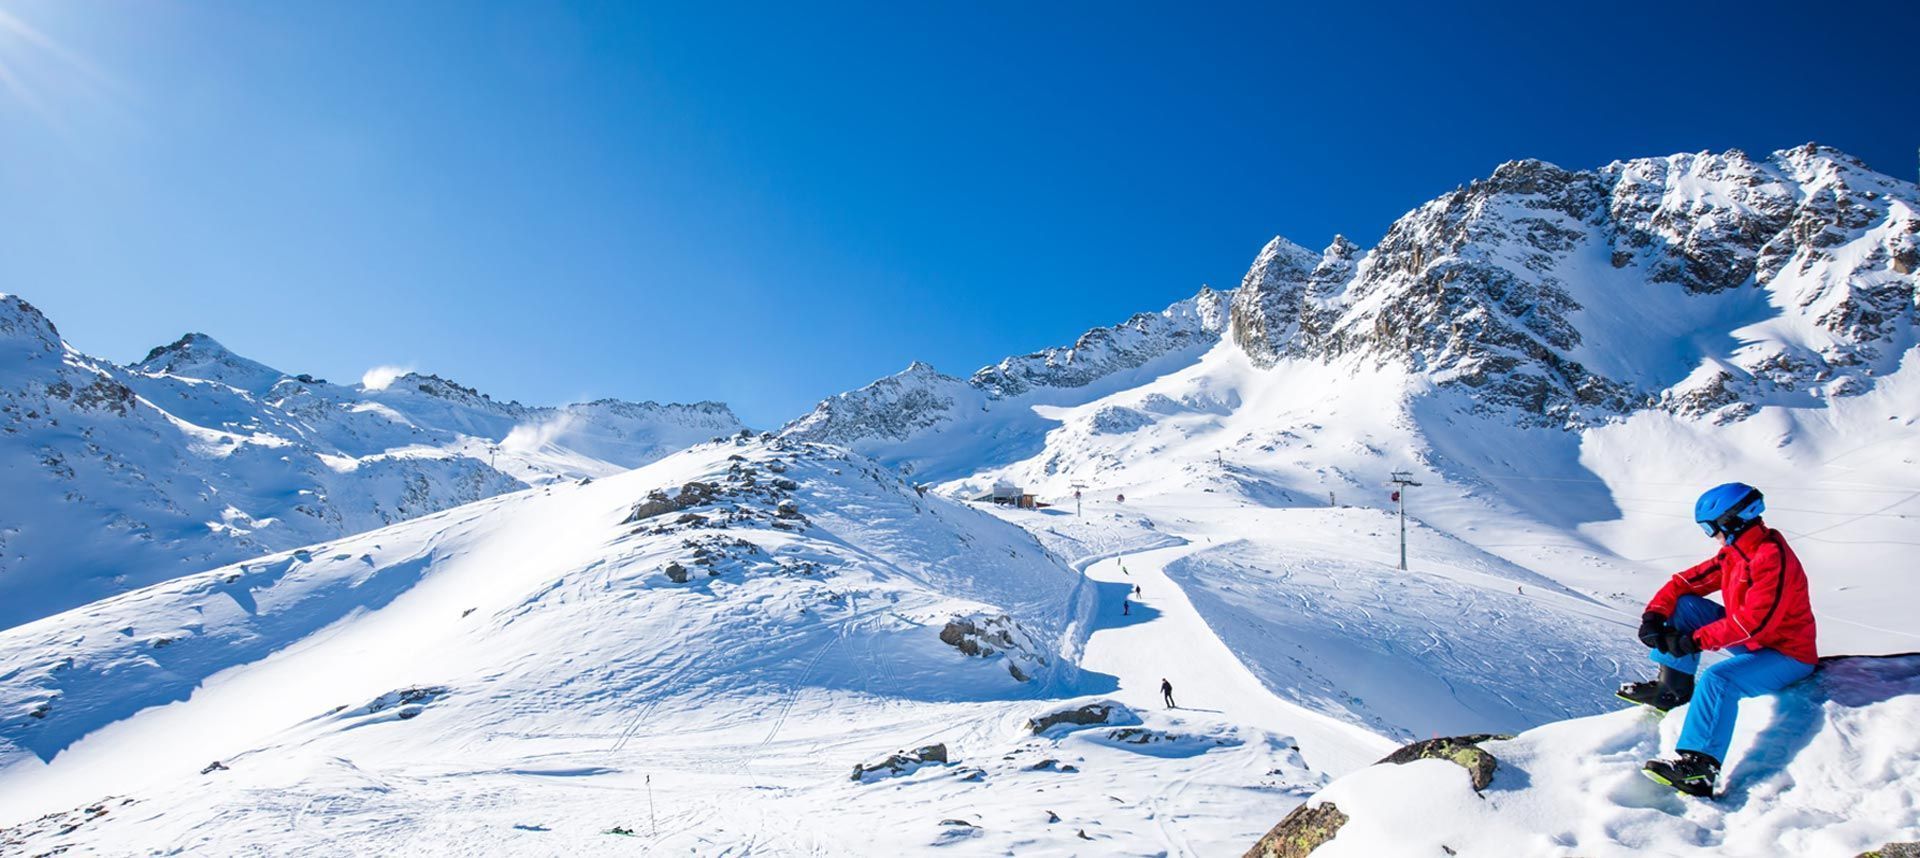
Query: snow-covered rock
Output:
[[0, 295, 742, 628]]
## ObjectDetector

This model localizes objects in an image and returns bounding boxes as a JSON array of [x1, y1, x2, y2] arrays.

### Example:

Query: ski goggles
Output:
[[1698, 489, 1763, 537]]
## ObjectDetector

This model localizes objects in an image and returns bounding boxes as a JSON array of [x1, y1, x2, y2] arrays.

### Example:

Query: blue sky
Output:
[[3, 1, 1915, 427]]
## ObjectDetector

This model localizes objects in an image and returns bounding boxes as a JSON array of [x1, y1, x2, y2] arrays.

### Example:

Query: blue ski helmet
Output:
[[1695, 482, 1764, 539]]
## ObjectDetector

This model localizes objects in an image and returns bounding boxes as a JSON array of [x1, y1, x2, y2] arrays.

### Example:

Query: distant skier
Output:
[[1160, 678, 1176, 708], [1133, 584, 1141, 597], [1122, 599, 1131, 616], [1619, 483, 1818, 798]]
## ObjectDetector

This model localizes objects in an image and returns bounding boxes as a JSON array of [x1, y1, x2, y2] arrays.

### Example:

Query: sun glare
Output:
[[0, 6, 112, 128]]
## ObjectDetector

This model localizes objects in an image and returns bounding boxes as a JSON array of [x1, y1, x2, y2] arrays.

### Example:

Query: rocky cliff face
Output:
[[1229, 144, 1918, 424], [0, 295, 742, 628], [1227, 237, 1319, 367]]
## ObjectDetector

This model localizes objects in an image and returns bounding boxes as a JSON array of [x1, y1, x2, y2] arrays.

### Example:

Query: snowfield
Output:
[[0, 437, 1388, 855]]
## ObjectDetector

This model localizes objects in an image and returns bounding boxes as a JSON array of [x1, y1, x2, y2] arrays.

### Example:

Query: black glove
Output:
[[1658, 628, 1702, 658], [1638, 612, 1668, 648]]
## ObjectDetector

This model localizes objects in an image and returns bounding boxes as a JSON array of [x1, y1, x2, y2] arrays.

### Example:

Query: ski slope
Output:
[[0, 439, 1391, 856], [1076, 544, 1393, 773]]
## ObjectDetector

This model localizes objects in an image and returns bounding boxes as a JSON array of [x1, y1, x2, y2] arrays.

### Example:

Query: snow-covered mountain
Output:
[[798, 144, 1916, 453], [787, 143, 1917, 630], [776, 141, 1919, 741], [1243, 144, 1919, 424], [782, 285, 1231, 480], [0, 295, 742, 629], [4, 143, 1915, 856]]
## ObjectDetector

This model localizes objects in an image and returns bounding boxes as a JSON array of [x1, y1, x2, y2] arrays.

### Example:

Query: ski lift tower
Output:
[[1070, 482, 1086, 518], [1389, 471, 1422, 571]]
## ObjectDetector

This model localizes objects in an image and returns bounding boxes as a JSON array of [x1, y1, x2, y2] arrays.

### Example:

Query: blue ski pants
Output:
[[1650, 595, 1815, 762]]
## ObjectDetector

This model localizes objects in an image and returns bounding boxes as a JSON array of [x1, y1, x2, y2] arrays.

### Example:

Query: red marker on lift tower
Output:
[[1390, 471, 1422, 571]]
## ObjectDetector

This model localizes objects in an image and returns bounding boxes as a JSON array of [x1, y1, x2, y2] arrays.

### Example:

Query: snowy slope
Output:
[[1273, 654, 1920, 857], [0, 295, 742, 629], [0, 437, 1389, 855]]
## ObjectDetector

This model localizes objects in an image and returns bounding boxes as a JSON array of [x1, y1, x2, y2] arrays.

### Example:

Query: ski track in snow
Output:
[[0, 443, 1365, 855]]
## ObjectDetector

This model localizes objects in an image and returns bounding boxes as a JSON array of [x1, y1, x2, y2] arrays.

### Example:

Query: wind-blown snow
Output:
[[360, 364, 412, 391]]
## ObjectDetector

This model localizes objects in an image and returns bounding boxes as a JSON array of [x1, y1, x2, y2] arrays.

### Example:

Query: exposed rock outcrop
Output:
[[1026, 699, 1137, 734], [1243, 800, 1347, 858], [939, 613, 1048, 682], [851, 743, 949, 782], [1376, 733, 1510, 791]]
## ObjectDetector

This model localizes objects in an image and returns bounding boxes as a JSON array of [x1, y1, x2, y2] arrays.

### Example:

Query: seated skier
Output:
[[1619, 482, 1818, 797]]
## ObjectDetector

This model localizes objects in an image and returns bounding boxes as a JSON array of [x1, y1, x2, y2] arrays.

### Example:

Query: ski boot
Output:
[[1642, 750, 1720, 798], [1616, 666, 1695, 712]]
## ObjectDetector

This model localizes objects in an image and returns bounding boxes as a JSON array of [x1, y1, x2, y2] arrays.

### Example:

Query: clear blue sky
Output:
[[3, 1, 1915, 427]]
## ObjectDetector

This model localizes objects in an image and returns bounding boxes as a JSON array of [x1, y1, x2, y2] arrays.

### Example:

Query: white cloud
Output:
[[361, 364, 412, 391]]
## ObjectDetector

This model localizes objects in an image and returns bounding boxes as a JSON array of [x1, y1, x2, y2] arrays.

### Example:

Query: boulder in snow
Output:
[[1025, 699, 1137, 735], [939, 613, 1048, 681], [1376, 733, 1509, 792], [1243, 800, 1347, 858], [851, 743, 949, 782]]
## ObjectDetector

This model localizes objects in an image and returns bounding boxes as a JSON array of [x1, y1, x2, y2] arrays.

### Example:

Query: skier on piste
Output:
[[1160, 678, 1176, 709], [1620, 482, 1818, 798]]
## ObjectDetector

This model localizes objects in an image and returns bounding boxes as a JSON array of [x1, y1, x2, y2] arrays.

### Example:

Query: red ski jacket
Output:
[[1647, 523, 1817, 664]]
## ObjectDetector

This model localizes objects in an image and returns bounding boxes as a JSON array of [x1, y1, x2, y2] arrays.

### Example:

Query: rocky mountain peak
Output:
[[899, 360, 945, 379], [133, 332, 287, 394], [0, 294, 62, 355], [1228, 236, 1322, 367], [1222, 144, 1917, 425]]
